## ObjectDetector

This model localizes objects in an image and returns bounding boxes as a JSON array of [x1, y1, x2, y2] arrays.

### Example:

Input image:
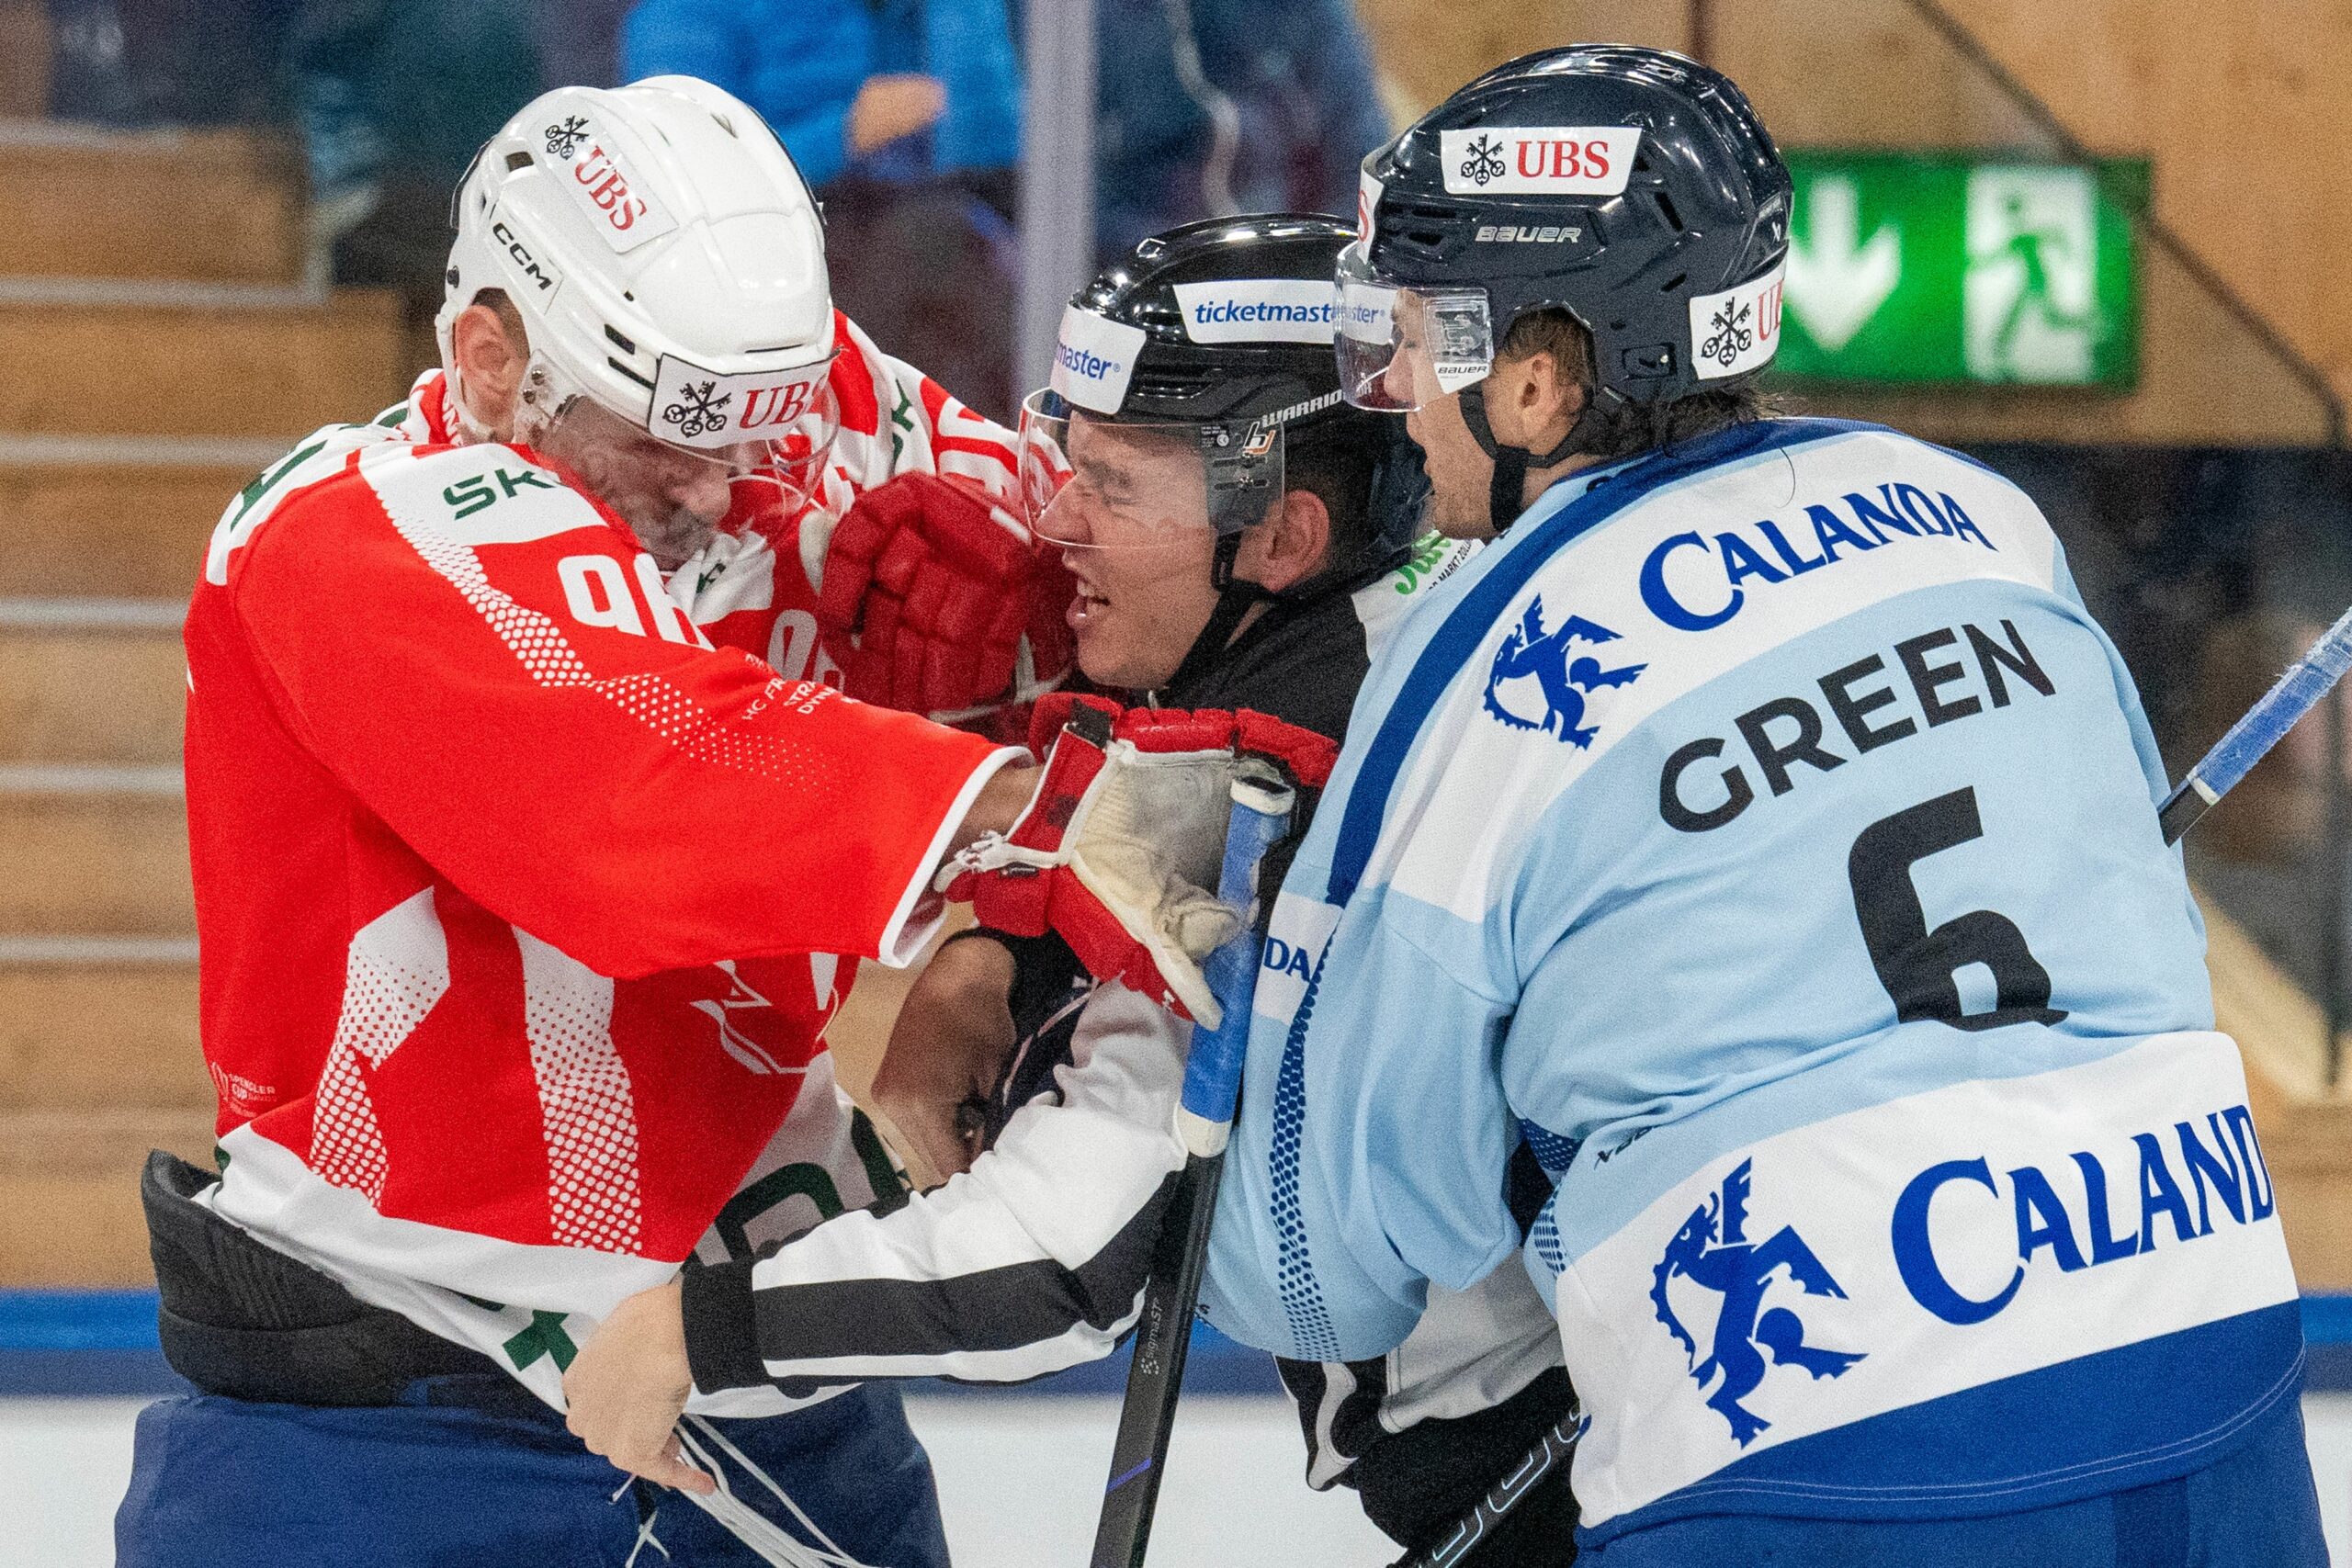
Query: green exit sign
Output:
[[1773, 151, 2145, 389]]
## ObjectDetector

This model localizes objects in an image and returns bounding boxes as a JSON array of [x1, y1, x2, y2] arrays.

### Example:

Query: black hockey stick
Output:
[[1090, 766, 1295, 1568], [1389, 608, 2352, 1567]]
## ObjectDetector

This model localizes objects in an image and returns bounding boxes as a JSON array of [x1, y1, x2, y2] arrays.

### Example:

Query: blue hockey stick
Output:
[[1091, 764, 1295, 1568], [2160, 601, 2352, 845]]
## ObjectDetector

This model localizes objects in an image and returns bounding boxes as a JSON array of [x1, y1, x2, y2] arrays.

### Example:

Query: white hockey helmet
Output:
[[437, 76, 841, 562]]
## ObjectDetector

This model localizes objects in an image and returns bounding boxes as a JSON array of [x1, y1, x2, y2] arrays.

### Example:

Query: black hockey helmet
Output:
[[1342, 46, 1791, 525], [1021, 213, 1426, 580]]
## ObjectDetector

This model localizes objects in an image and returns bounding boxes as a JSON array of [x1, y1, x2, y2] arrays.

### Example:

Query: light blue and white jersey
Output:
[[1200, 418, 2302, 1542]]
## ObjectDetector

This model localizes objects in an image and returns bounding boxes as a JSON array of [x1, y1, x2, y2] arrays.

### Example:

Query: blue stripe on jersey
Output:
[[1581, 1300, 2307, 1545], [1325, 418, 1890, 907]]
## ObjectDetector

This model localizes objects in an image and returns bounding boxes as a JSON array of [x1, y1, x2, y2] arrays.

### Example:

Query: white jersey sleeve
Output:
[[687, 982, 1186, 1389]]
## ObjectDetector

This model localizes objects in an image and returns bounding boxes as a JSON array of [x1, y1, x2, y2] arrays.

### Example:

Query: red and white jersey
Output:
[[186, 321, 1021, 1412], [665, 311, 1023, 684]]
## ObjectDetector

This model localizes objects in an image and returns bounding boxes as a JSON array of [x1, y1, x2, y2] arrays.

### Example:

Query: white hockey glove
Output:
[[939, 694, 1334, 1024]]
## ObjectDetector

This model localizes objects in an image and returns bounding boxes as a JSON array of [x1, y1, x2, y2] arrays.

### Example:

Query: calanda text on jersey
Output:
[[185, 321, 1021, 1412], [1201, 418, 2302, 1541]]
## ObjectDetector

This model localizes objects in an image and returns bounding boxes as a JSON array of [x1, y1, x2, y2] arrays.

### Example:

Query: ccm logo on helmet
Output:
[[490, 220, 560, 296], [1441, 127, 1641, 197]]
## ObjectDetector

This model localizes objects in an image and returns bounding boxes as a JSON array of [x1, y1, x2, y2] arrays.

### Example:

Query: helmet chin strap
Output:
[[1159, 530, 1272, 700], [1457, 385, 1602, 534]]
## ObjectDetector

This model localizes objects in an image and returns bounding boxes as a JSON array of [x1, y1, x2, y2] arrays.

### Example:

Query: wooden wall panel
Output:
[[1354, 0, 1688, 119], [1351, 0, 2349, 445], [0, 0, 48, 119], [1931, 0, 2352, 416], [1712, 0, 2041, 150]]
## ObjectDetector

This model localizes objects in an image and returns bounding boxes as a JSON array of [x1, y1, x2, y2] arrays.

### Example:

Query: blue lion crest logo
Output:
[[1651, 1159, 1866, 1447], [1481, 597, 1645, 747]]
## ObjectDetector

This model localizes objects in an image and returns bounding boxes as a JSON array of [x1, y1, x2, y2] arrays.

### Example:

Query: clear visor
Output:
[[515, 359, 840, 570], [1335, 243, 1495, 413], [1016, 389, 1284, 552]]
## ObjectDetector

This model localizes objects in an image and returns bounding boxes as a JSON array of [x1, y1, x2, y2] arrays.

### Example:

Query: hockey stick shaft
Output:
[[2160, 599, 2352, 844], [1090, 768, 1295, 1568], [1393, 614, 2352, 1565]]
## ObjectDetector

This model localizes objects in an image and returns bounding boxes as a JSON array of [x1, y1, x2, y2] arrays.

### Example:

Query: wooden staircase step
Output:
[[0, 602, 185, 765], [0, 940, 202, 1111], [0, 769, 190, 935], [0, 1105, 212, 1286], [0, 436, 281, 599], [0, 121, 302, 284], [0, 288, 407, 440]]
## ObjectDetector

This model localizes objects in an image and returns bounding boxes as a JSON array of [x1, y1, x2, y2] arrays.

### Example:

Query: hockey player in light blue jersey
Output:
[[1194, 46, 2328, 1564]]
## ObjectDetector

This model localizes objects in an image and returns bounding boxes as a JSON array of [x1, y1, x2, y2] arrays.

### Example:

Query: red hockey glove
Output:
[[816, 471, 1075, 722], [940, 694, 1336, 1023]]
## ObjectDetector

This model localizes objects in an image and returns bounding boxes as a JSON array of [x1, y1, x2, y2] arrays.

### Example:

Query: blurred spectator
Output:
[[44, 0, 537, 358], [623, 0, 1023, 414], [532, 0, 629, 91], [1091, 0, 1390, 256], [292, 0, 540, 336], [46, 0, 289, 126], [623, 0, 1019, 190]]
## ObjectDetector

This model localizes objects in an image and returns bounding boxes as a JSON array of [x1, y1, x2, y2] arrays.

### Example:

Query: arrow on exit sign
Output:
[[1786, 175, 1901, 352]]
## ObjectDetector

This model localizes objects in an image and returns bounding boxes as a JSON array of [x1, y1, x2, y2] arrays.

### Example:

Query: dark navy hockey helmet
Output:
[[1023, 213, 1424, 568], [1341, 46, 1792, 423]]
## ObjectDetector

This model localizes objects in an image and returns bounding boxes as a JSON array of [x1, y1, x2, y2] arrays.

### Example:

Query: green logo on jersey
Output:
[[443, 465, 560, 521], [1389, 531, 1457, 596], [501, 1309, 582, 1372]]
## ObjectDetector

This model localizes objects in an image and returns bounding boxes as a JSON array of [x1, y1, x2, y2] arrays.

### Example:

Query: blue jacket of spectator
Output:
[[621, 0, 1021, 188], [1089, 0, 1391, 257]]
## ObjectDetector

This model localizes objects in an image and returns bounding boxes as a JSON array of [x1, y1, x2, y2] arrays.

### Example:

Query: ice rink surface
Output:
[[7, 1392, 2349, 1565], [2, 1393, 1395, 1568]]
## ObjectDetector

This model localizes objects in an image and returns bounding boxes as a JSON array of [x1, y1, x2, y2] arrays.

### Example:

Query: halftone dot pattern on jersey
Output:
[[367, 456, 822, 792], [516, 931, 644, 1254], [1531, 1207, 1565, 1277], [1520, 1119, 1580, 1177], [311, 890, 451, 1203], [1272, 939, 1341, 1361]]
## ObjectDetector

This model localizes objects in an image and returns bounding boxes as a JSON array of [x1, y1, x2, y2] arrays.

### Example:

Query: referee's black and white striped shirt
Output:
[[682, 540, 1568, 1511]]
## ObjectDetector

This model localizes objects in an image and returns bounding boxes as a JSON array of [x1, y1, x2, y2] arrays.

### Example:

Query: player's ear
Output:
[[450, 298, 528, 436], [1239, 486, 1332, 593], [1509, 347, 1586, 453]]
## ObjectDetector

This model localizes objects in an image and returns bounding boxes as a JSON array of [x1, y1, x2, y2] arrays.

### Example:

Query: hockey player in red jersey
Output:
[[114, 76, 1212, 1568]]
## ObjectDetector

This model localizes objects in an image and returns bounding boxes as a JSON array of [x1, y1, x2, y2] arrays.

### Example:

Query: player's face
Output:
[[1044, 419, 1225, 690], [1405, 386, 1505, 540], [1385, 295, 1504, 540], [531, 395, 745, 566]]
